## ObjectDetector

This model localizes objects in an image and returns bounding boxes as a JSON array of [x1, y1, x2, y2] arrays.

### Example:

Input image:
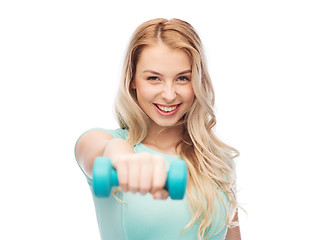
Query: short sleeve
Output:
[[77, 127, 129, 140], [102, 128, 129, 140]]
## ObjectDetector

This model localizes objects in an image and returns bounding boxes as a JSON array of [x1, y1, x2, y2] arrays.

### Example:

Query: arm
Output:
[[75, 129, 118, 177], [225, 211, 241, 240], [75, 129, 168, 198]]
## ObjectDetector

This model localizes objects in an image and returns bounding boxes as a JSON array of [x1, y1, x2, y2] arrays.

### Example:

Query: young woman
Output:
[[75, 18, 241, 240]]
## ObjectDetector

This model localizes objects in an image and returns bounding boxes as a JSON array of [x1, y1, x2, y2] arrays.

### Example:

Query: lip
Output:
[[153, 103, 181, 116]]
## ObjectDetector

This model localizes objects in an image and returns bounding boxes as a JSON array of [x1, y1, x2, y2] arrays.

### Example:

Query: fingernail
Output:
[[153, 193, 161, 199]]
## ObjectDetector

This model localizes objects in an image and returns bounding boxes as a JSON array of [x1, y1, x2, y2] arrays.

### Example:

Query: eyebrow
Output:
[[142, 69, 192, 76]]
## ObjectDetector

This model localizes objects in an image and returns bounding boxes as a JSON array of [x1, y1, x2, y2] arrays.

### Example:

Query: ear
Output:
[[130, 79, 136, 89]]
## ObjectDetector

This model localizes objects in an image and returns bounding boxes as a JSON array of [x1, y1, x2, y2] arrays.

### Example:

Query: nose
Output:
[[161, 82, 176, 102]]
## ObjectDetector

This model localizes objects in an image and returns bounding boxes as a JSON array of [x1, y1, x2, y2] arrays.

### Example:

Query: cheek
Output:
[[136, 85, 155, 104], [183, 86, 195, 104]]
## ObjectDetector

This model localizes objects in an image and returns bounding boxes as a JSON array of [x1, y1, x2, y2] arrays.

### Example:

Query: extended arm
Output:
[[75, 129, 168, 199], [75, 129, 130, 177]]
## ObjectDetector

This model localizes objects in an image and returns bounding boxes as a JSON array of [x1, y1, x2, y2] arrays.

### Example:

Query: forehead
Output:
[[136, 43, 191, 73]]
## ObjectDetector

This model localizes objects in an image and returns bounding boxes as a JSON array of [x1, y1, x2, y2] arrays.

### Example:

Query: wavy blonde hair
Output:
[[114, 18, 240, 240]]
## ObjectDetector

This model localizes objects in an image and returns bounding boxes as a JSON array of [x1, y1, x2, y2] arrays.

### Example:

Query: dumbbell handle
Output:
[[93, 157, 188, 200]]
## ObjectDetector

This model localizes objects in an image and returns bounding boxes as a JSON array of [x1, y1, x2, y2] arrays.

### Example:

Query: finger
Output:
[[153, 189, 169, 200], [151, 156, 167, 194], [139, 163, 153, 195], [128, 162, 139, 193]]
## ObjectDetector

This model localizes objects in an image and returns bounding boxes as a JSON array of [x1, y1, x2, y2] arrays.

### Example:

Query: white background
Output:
[[1, 0, 330, 239]]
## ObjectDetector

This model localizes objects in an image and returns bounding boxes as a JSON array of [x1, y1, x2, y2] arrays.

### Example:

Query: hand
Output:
[[112, 152, 169, 200]]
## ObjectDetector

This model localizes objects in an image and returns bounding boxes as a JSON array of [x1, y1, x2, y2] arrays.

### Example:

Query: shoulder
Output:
[[75, 128, 128, 161]]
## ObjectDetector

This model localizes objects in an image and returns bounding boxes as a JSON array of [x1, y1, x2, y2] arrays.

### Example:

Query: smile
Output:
[[156, 104, 178, 112], [154, 103, 181, 115]]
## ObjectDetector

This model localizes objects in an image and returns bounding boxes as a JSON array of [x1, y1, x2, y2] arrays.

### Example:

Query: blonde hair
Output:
[[114, 18, 240, 239]]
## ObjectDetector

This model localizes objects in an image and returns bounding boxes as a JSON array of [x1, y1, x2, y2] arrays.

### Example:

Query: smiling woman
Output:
[[75, 18, 241, 240]]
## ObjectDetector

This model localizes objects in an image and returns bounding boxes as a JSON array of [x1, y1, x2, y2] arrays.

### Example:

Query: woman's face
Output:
[[133, 42, 195, 129]]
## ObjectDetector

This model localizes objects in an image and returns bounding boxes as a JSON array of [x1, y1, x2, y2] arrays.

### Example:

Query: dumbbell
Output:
[[92, 156, 188, 200]]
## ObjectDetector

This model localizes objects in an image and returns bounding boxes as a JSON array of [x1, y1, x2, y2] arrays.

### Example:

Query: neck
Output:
[[142, 124, 183, 155]]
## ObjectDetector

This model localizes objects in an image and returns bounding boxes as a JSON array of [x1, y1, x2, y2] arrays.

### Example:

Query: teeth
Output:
[[156, 104, 178, 112]]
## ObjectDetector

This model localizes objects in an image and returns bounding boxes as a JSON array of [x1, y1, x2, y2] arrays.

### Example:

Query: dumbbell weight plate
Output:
[[93, 157, 112, 197], [166, 160, 188, 200]]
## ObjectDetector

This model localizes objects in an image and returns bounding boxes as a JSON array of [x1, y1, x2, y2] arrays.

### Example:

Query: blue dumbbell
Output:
[[92, 156, 188, 200]]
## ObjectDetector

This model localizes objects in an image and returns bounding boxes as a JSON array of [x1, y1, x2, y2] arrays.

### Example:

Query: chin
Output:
[[154, 119, 183, 128]]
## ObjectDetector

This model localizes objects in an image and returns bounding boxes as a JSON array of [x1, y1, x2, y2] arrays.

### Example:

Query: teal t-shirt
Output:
[[76, 128, 229, 240]]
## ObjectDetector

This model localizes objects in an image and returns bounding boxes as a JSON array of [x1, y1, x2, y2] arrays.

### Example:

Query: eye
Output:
[[177, 76, 190, 82], [147, 76, 159, 81]]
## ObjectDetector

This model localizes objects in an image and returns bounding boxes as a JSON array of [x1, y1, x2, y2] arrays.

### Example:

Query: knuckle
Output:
[[152, 183, 164, 191], [131, 189, 138, 193], [141, 153, 153, 164], [115, 157, 127, 168], [138, 152, 150, 159], [154, 156, 165, 167], [153, 154, 163, 162], [119, 180, 128, 188], [140, 186, 150, 193], [128, 185, 138, 192]]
